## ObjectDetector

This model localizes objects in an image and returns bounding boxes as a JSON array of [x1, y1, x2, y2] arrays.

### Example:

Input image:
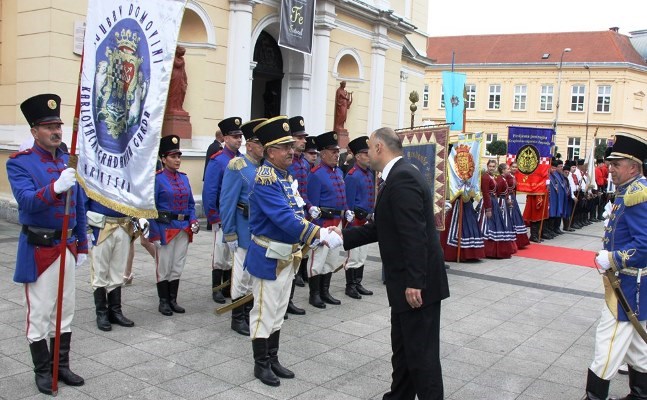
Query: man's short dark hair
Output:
[[373, 127, 402, 154]]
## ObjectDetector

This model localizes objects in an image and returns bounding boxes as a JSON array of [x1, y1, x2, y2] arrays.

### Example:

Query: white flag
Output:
[[77, 0, 186, 218]]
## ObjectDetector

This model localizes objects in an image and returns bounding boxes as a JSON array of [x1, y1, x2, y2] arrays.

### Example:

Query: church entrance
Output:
[[250, 31, 284, 119]]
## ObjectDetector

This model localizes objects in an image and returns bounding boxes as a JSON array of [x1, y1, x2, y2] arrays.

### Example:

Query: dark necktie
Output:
[[378, 178, 385, 194]]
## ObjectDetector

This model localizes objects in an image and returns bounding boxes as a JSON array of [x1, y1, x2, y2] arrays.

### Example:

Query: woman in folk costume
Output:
[[495, 163, 518, 254], [148, 135, 200, 316], [440, 143, 485, 262], [478, 159, 516, 259], [506, 161, 530, 249]]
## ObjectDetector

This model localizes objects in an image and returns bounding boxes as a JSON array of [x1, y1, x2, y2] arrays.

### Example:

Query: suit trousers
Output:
[[90, 225, 130, 291], [24, 248, 76, 342], [231, 247, 253, 299], [384, 301, 444, 400], [211, 226, 232, 270]]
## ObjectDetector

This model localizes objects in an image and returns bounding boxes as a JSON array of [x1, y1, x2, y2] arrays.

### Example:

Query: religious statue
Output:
[[334, 81, 353, 132], [167, 46, 188, 113]]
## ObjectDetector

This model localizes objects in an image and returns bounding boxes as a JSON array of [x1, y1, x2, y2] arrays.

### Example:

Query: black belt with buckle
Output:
[[237, 203, 249, 218], [353, 207, 369, 220], [156, 211, 187, 224], [22, 225, 73, 247], [319, 207, 344, 219]]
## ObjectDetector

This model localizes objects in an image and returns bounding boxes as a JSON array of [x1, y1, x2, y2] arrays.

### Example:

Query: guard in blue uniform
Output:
[[203, 117, 243, 303], [306, 131, 353, 308], [286, 115, 310, 312], [304, 136, 319, 167], [547, 159, 564, 236], [584, 133, 647, 400], [344, 136, 375, 299], [149, 135, 199, 316], [220, 118, 266, 336], [245, 116, 342, 386], [7, 94, 87, 394]]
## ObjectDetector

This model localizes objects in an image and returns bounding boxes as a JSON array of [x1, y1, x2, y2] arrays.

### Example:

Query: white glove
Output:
[[309, 206, 321, 219], [602, 201, 613, 219], [87, 232, 95, 250], [596, 250, 611, 270], [153, 240, 161, 248], [191, 221, 200, 234], [545, 179, 551, 186], [227, 240, 238, 252], [291, 180, 306, 208], [320, 228, 343, 249], [53, 168, 77, 194], [345, 210, 355, 223], [138, 218, 150, 238], [76, 253, 87, 269], [444, 201, 452, 212]]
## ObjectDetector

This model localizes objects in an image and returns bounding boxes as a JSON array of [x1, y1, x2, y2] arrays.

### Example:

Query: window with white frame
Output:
[[567, 137, 581, 160], [440, 86, 445, 109], [540, 84, 554, 111], [484, 133, 497, 156], [596, 85, 611, 112], [570, 85, 585, 112], [488, 84, 501, 110], [513, 84, 527, 110], [466, 84, 476, 109], [422, 84, 429, 108]]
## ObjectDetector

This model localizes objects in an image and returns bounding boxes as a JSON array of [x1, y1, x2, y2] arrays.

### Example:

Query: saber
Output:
[[215, 293, 253, 315], [212, 279, 230, 292]]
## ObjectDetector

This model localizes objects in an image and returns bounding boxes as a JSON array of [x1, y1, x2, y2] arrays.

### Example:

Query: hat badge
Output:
[[333, 133, 338, 140], [299, 119, 304, 126], [282, 122, 290, 132], [172, 137, 178, 144], [47, 99, 57, 110], [235, 118, 241, 126]]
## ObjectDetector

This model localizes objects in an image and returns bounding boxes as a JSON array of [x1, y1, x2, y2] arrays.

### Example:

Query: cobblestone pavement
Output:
[[0, 217, 627, 399]]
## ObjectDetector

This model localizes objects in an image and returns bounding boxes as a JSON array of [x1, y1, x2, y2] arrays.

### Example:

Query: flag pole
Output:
[[456, 198, 463, 263], [51, 51, 84, 395]]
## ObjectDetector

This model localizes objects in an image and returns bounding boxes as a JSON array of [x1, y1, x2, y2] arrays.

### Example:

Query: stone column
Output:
[[397, 71, 408, 129], [224, 0, 257, 121], [308, 0, 336, 136], [367, 25, 389, 132]]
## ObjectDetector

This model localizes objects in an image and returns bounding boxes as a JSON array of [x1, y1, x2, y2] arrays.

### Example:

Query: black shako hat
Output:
[[606, 132, 647, 163], [348, 136, 369, 155], [218, 117, 243, 136], [159, 135, 181, 157], [21, 93, 63, 127], [240, 118, 266, 141], [577, 159, 585, 166], [315, 131, 340, 151], [253, 116, 295, 147], [305, 136, 317, 152], [551, 159, 560, 167], [288, 116, 308, 137]]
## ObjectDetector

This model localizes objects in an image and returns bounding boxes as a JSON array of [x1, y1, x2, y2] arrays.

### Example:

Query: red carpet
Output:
[[515, 243, 597, 268]]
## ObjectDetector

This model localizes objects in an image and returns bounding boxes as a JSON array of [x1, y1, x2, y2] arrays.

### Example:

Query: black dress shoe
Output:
[[286, 301, 306, 315]]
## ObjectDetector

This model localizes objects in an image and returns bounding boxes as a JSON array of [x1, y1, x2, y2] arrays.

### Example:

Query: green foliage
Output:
[[486, 140, 507, 156], [595, 142, 607, 160]]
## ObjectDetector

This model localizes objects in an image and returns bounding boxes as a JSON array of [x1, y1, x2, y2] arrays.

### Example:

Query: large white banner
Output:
[[77, 0, 186, 218]]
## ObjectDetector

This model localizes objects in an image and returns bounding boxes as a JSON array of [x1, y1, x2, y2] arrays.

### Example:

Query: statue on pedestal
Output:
[[334, 81, 353, 132], [167, 46, 188, 114]]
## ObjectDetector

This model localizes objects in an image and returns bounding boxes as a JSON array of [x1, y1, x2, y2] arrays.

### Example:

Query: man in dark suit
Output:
[[337, 127, 449, 400]]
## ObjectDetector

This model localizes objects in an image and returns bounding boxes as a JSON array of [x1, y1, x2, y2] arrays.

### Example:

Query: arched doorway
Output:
[[251, 31, 284, 119]]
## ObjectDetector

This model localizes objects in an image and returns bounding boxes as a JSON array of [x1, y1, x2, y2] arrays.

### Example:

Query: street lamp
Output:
[[584, 65, 592, 154], [553, 47, 572, 133]]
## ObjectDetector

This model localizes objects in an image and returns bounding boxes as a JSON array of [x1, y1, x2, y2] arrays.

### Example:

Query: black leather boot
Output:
[[222, 270, 232, 299], [51, 332, 84, 386], [29, 340, 52, 394], [308, 274, 325, 308], [93, 287, 112, 331], [268, 330, 294, 379], [529, 222, 541, 243], [286, 279, 305, 315], [252, 338, 280, 386], [212, 269, 225, 304], [156, 281, 173, 316], [244, 298, 253, 325], [107, 287, 135, 327], [231, 297, 250, 336], [355, 265, 373, 295], [168, 279, 185, 313], [344, 268, 361, 299], [320, 272, 341, 305], [552, 218, 564, 235], [583, 368, 610, 400], [299, 257, 309, 283], [563, 217, 575, 232], [615, 365, 647, 400]]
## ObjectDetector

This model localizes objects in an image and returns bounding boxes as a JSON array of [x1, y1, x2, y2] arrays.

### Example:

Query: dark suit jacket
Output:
[[343, 158, 450, 313], [203, 140, 223, 180]]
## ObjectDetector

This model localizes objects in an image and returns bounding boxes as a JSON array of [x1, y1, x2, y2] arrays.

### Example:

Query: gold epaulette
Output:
[[255, 165, 277, 185], [227, 157, 246, 171], [624, 180, 647, 207]]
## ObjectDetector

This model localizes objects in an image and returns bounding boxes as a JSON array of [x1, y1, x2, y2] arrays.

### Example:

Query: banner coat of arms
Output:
[[78, 0, 187, 217]]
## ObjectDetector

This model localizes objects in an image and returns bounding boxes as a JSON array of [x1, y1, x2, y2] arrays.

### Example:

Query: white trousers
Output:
[[211, 227, 232, 270], [90, 226, 130, 291], [590, 304, 647, 379], [345, 244, 368, 270], [308, 222, 344, 276], [249, 263, 293, 339], [231, 247, 253, 299], [156, 231, 189, 282], [24, 249, 76, 342]]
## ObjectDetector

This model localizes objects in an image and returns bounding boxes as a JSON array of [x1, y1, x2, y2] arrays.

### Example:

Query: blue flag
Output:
[[442, 71, 466, 131]]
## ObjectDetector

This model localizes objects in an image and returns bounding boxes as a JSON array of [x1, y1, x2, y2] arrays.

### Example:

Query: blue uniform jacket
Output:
[[202, 146, 240, 224], [548, 170, 564, 218], [307, 163, 347, 227], [344, 164, 375, 225], [7, 145, 88, 283], [220, 155, 259, 249], [605, 176, 647, 321], [149, 169, 197, 245], [287, 153, 311, 209], [245, 161, 320, 280]]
